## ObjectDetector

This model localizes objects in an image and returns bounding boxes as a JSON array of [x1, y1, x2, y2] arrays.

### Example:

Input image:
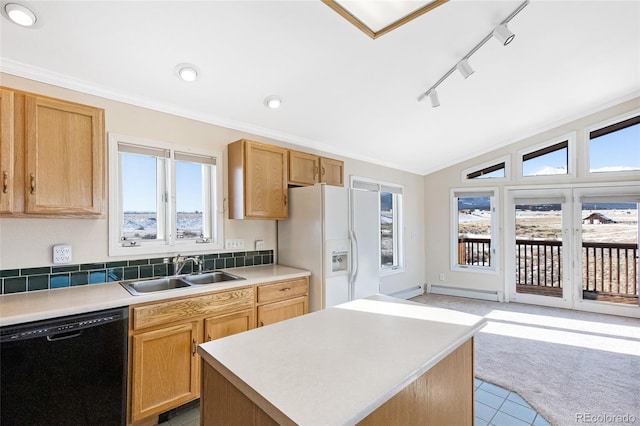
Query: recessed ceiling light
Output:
[[264, 95, 282, 109], [4, 3, 37, 27], [176, 64, 198, 82]]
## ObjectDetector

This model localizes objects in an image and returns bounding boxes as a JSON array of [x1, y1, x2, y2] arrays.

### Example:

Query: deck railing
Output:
[[458, 237, 638, 301]]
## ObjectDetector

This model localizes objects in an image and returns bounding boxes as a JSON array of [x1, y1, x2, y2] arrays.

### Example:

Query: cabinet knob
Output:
[[321, 167, 326, 176], [278, 287, 291, 292], [191, 338, 197, 356], [2, 171, 7, 194], [284, 194, 288, 207], [313, 166, 319, 178], [207, 334, 211, 342], [29, 173, 36, 195], [259, 321, 264, 327]]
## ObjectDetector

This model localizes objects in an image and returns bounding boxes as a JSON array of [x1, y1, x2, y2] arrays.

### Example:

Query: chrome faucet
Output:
[[173, 254, 202, 275]]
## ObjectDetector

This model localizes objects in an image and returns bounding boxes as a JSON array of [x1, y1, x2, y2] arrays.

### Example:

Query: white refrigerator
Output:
[[277, 184, 380, 312]]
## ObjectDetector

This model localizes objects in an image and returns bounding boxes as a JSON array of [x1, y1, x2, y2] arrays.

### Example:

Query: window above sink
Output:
[[107, 133, 224, 256]]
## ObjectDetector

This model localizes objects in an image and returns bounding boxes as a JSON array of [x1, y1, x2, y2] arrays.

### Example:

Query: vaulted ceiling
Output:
[[1, 1, 638, 175]]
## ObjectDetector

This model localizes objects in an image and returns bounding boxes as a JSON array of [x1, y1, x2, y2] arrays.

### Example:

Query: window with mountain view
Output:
[[108, 134, 223, 256], [380, 189, 402, 270], [589, 114, 640, 174], [522, 140, 568, 177], [452, 189, 497, 271]]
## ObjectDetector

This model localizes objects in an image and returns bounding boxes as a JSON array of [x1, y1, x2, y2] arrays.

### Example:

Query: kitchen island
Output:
[[197, 294, 486, 425]]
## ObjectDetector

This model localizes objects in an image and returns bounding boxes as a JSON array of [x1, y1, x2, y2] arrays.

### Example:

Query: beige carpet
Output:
[[410, 294, 640, 426]]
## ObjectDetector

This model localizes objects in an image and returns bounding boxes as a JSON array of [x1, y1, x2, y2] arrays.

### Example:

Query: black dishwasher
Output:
[[1, 307, 128, 426]]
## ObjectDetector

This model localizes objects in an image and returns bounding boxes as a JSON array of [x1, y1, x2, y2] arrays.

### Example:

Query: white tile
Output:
[[534, 413, 552, 426], [475, 417, 489, 426], [479, 381, 510, 398], [491, 411, 532, 426], [475, 401, 497, 422], [476, 388, 506, 410], [507, 391, 534, 409], [500, 400, 537, 424]]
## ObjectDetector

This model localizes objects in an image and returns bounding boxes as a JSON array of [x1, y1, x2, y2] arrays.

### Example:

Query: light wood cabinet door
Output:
[[24, 95, 104, 215], [320, 157, 344, 186], [257, 296, 308, 327], [228, 139, 288, 219], [204, 308, 255, 342], [0, 88, 14, 214], [288, 150, 319, 186], [131, 321, 201, 422]]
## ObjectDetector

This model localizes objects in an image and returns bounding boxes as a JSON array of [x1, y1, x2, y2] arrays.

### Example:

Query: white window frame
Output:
[[517, 132, 576, 181], [451, 187, 499, 273], [461, 155, 511, 182], [350, 176, 404, 275], [585, 109, 640, 178], [108, 133, 224, 256]]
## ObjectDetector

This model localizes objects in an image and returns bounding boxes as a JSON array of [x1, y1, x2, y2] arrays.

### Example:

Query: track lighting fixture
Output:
[[428, 90, 440, 108], [418, 0, 529, 107], [493, 24, 515, 46], [456, 58, 474, 79]]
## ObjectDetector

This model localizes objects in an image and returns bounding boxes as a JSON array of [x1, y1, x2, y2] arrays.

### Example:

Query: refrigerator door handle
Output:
[[349, 229, 359, 301]]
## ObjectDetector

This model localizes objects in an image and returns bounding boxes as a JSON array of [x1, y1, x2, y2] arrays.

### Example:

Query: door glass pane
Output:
[[581, 202, 639, 304], [457, 196, 492, 267], [175, 160, 204, 239], [121, 153, 159, 240], [515, 203, 563, 297]]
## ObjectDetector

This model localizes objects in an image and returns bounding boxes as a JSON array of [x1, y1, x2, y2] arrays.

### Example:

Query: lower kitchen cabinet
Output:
[[256, 277, 309, 327], [131, 321, 201, 422], [204, 308, 255, 342], [257, 296, 308, 327], [128, 287, 255, 424]]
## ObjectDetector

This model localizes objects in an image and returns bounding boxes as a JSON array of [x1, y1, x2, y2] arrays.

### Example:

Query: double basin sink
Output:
[[120, 271, 245, 296]]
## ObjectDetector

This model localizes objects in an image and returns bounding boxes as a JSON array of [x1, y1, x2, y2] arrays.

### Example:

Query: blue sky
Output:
[[122, 154, 203, 213], [523, 123, 639, 176]]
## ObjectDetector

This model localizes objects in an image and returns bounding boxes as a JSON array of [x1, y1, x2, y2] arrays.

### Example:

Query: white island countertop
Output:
[[198, 294, 486, 426]]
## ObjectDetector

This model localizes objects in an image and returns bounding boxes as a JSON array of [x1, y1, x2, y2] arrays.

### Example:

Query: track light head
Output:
[[457, 59, 474, 79], [493, 24, 515, 46], [428, 90, 440, 108]]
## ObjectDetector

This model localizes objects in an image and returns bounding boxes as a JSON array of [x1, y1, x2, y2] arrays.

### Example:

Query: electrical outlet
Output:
[[225, 239, 244, 250], [255, 239, 264, 250], [53, 244, 72, 264], [439, 273, 445, 281]]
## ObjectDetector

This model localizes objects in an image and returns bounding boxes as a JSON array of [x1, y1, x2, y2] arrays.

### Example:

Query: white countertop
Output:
[[198, 294, 486, 426], [0, 264, 309, 326]]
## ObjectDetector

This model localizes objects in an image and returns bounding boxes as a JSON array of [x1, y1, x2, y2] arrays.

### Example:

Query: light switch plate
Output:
[[53, 244, 72, 264]]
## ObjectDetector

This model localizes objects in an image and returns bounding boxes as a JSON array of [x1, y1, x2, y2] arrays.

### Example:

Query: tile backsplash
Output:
[[0, 250, 274, 295]]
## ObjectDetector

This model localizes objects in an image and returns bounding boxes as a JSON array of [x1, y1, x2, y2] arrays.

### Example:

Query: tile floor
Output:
[[158, 379, 552, 426], [475, 379, 551, 426]]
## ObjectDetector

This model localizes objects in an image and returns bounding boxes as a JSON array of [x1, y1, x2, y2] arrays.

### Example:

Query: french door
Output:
[[506, 186, 639, 317]]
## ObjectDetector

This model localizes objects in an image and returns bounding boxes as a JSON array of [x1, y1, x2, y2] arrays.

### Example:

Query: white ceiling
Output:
[[1, 1, 638, 175]]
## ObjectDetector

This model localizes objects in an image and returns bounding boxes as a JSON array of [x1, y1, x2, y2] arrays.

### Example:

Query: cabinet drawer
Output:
[[132, 287, 254, 330], [257, 277, 308, 304]]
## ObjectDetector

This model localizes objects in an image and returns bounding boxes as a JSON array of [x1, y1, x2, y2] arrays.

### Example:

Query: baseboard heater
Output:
[[388, 286, 424, 300], [428, 284, 500, 302]]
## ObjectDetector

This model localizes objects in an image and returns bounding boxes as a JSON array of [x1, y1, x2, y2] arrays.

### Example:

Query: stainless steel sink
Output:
[[120, 276, 192, 296], [182, 271, 245, 285], [120, 271, 245, 295]]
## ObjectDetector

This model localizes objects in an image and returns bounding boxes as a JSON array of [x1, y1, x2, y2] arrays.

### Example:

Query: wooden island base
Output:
[[201, 338, 474, 426]]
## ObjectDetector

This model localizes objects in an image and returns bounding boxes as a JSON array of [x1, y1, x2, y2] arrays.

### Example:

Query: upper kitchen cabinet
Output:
[[228, 139, 288, 220], [288, 149, 344, 187], [319, 157, 344, 186], [0, 88, 14, 214], [0, 87, 105, 217]]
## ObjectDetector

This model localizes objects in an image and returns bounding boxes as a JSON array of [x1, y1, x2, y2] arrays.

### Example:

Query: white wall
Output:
[[423, 95, 640, 297], [0, 74, 425, 296]]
